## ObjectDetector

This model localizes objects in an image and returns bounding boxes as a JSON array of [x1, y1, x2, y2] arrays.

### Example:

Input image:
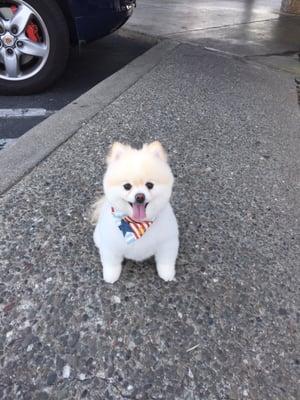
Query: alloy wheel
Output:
[[0, 0, 50, 81]]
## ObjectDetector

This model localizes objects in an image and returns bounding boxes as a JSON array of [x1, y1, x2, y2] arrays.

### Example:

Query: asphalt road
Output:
[[0, 33, 151, 147]]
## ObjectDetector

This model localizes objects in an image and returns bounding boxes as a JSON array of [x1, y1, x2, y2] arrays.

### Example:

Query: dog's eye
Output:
[[123, 183, 132, 191], [146, 182, 154, 190]]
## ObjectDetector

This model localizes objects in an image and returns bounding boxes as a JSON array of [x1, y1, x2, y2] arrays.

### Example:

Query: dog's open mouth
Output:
[[129, 202, 149, 220]]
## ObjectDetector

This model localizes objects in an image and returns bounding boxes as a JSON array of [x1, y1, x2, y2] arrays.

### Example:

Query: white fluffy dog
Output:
[[92, 141, 179, 284]]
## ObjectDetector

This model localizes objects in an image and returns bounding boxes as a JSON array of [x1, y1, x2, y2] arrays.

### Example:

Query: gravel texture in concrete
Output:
[[0, 44, 299, 399]]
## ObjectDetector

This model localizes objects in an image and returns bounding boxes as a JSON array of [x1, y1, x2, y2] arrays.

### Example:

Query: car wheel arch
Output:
[[52, 0, 78, 44]]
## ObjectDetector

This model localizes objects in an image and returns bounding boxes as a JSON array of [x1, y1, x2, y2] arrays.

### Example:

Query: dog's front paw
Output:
[[103, 265, 122, 284], [157, 265, 176, 282]]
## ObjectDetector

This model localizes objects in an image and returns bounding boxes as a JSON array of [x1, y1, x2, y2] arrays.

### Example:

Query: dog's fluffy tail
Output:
[[90, 197, 105, 225]]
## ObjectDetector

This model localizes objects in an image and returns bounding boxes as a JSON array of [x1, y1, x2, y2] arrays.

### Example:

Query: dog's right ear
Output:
[[107, 142, 128, 164]]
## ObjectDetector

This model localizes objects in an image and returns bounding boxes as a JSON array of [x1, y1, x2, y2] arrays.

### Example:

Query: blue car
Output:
[[0, 0, 136, 94]]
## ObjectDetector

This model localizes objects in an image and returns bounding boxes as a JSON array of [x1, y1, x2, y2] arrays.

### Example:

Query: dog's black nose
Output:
[[135, 193, 145, 204]]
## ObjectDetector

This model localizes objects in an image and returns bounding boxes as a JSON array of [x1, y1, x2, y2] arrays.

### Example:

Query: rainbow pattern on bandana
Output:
[[112, 207, 153, 244]]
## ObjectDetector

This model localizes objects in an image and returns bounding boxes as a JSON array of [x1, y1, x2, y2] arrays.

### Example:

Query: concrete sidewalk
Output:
[[127, 0, 300, 72], [127, 0, 281, 37], [1, 1, 300, 399], [1, 39, 299, 399]]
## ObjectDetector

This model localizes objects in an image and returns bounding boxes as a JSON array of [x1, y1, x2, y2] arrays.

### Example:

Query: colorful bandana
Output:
[[112, 207, 153, 244]]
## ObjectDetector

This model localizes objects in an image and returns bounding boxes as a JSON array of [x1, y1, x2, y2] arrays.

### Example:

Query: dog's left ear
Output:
[[146, 141, 168, 162]]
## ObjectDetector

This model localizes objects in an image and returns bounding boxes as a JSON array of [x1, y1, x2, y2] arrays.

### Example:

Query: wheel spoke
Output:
[[10, 5, 32, 34], [0, 7, 13, 28], [18, 39, 48, 58], [0, 48, 4, 64], [0, 16, 11, 32], [2, 50, 20, 78], [0, 16, 5, 32]]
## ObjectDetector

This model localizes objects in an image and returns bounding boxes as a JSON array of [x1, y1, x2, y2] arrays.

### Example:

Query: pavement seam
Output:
[[173, 40, 300, 76], [245, 50, 300, 58], [152, 17, 280, 38]]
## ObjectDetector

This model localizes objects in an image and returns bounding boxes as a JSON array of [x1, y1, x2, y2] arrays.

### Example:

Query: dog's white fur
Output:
[[93, 141, 179, 283]]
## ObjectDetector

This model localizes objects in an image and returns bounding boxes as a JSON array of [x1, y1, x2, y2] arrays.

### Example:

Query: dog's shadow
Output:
[[122, 257, 156, 279]]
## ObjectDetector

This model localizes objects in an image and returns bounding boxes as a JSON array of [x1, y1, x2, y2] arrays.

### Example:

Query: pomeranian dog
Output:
[[92, 141, 179, 283]]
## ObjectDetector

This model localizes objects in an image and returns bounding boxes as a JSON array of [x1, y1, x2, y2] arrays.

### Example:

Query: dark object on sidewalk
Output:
[[0, 0, 136, 95], [281, 0, 300, 15], [295, 78, 300, 105]]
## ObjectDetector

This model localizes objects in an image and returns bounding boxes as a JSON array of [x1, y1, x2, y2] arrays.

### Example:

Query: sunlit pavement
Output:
[[128, 0, 281, 36], [128, 0, 300, 58]]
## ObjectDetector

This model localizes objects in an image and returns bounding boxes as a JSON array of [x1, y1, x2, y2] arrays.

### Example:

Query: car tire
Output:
[[0, 0, 70, 95]]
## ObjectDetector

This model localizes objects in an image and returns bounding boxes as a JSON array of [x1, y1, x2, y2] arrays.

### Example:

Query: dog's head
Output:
[[103, 141, 174, 221]]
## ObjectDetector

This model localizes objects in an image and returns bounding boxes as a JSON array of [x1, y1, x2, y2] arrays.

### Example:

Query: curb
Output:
[[0, 39, 179, 196]]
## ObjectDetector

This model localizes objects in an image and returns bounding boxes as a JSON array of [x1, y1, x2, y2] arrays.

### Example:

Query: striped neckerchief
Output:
[[111, 207, 153, 244]]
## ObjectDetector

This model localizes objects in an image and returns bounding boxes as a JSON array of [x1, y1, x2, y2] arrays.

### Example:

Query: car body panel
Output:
[[64, 0, 135, 43]]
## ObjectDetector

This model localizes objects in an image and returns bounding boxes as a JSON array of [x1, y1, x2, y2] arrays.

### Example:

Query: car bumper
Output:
[[70, 0, 136, 43]]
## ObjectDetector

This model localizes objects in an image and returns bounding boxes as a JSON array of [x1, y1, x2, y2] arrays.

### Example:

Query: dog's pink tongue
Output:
[[132, 203, 146, 220]]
